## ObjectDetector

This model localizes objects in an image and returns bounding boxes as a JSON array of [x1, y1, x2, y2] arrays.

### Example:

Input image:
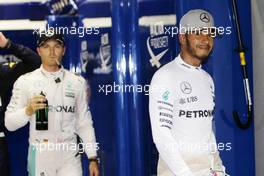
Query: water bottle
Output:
[[36, 91, 48, 130]]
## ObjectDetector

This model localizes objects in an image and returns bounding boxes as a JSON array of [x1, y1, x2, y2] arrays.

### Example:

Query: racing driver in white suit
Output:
[[5, 30, 99, 176], [149, 9, 228, 176]]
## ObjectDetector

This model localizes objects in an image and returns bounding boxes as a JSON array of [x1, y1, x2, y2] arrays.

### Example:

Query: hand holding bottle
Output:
[[25, 94, 47, 116]]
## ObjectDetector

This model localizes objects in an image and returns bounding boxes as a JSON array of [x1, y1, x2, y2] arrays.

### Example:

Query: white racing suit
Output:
[[149, 55, 227, 176], [5, 66, 97, 176]]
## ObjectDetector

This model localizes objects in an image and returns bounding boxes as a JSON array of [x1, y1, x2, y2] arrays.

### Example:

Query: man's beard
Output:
[[186, 37, 211, 61]]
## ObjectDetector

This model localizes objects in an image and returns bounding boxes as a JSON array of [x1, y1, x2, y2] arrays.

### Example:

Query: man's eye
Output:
[[200, 31, 216, 38], [55, 45, 62, 48], [195, 31, 201, 35], [190, 30, 200, 35]]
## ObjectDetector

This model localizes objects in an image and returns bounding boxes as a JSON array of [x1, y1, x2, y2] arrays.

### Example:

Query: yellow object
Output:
[[8, 62, 17, 68], [239, 52, 246, 66]]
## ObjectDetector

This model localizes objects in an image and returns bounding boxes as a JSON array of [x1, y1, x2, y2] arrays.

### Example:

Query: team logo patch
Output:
[[65, 82, 75, 98], [180, 82, 192, 94], [162, 91, 170, 101]]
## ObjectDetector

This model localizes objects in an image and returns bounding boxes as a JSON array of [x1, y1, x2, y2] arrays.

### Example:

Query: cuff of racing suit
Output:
[[83, 141, 98, 159], [85, 149, 97, 160], [88, 157, 99, 164]]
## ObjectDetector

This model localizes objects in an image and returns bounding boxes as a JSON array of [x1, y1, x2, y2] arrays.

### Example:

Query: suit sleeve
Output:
[[7, 41, 41, 67], [75, 77, 97, 159], [5, 76, 31, 131], [204, 73, 227, 174], [149, 72, 194, 176]]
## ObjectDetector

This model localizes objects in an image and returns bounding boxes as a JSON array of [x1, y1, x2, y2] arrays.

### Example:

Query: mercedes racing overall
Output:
[[5, 66, 97, 176], [149, 55, 226, 176]]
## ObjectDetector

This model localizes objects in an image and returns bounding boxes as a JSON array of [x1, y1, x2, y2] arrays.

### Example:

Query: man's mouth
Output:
[[198, 45, 210, 50]]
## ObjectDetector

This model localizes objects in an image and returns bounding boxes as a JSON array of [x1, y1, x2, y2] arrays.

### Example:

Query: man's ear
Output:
[[36, 47, 41, 55], [63, 47, 66, 56], [179, 34, 187, 46]]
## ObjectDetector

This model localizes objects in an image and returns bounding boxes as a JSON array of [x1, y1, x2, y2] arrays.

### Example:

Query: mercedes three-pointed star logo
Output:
[[180, 81, 192, 94], [200, 12, 210, 23]]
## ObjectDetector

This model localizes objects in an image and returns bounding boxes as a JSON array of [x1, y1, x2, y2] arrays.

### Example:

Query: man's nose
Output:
[[50, 47, 55, 55], [200, 34, 211, 44]]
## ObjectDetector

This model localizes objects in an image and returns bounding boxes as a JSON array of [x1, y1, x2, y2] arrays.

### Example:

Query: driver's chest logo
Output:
[[180, 81, 192, 94]]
